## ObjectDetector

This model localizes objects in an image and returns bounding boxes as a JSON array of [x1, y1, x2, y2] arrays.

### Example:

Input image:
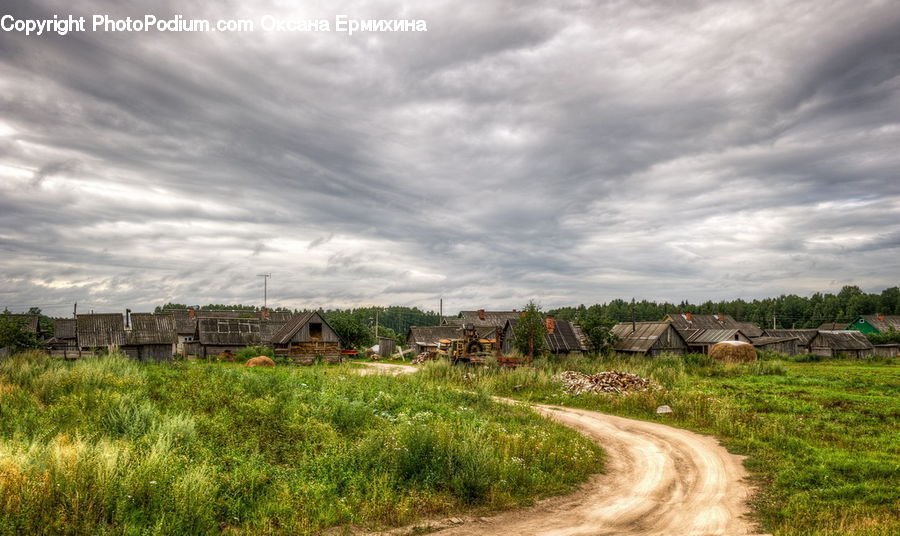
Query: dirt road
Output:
[[354, 362, 418, 375], [356, 363, 758, 535]]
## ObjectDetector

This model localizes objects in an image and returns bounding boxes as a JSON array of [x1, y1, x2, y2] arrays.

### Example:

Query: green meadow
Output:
[[0, 352, 601, 535]]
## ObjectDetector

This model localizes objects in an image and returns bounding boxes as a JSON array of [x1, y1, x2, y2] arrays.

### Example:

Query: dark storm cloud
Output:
[[0, 0, 898, 316]]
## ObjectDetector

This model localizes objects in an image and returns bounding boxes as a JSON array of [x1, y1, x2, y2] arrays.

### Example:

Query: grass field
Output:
[[0, 351, 602, 535], [417, 354, 900, 536]]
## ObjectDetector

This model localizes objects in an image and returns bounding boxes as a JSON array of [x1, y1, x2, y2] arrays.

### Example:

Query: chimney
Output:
[[716, 313, 724, 323], [685, 312, 692, 323], [878, 314, 885, 322], [261, 307, 270, 320], [125, 309, 131, 329], [545, 316, 555, 335], [188, 308, 196, 319], [478, 309, 486, 321]]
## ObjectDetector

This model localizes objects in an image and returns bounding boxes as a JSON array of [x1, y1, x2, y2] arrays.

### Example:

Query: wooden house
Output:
[[751, 336, 800, 355], [451, 310, 521, 329], [76, 313, 127, 350], [808, 331, 874, 358], [847, 314, 900, 334], [270, 312, 341, 364], [664, 312, 764, 338], [500, 318, 591, 355], [407, 326, 466, 354], [873, 344, 899, 358], [685, 329, 752, 354], [197, 316, 261, 359], [3, 314, 43, 338], [123, 313, 176, 361], [611, 322, 688, 356], [761, 329, 818, 354]]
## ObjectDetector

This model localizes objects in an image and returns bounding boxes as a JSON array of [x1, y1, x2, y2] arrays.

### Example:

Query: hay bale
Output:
[[709, 341, 757, 363], [245, 356, 276, 367]]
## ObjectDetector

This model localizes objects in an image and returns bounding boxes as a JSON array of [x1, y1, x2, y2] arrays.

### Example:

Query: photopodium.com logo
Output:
[[0, 14, 428, 36]]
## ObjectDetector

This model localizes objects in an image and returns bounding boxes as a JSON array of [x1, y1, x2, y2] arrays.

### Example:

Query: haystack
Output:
[[245, 356, 276, 367], [709, 341, 757, 363]]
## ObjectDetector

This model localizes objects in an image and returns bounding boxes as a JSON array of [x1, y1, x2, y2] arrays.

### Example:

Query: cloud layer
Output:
[[1, 0, 899, 316]]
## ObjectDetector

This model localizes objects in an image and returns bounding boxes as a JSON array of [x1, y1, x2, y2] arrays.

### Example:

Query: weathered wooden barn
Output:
[[76, 313, 127, 350], [377, 336, 397, 358], [500, 318, 592, 355], [122, 313, 176, 361], [611, 322, 688, 356], [873, 344, 899, 358], [751, 336, 800, 355], [761, 329, 818, 354], [197, 316, 261, 359], [270, 312, 341, 364], [685, 329, 752, 354], [47, 318, 78, 357], [808, 331, 874, 358], [663, 313, 763, 338]]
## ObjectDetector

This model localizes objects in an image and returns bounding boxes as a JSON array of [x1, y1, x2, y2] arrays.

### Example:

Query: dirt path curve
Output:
[[356, 363, 759, 536]]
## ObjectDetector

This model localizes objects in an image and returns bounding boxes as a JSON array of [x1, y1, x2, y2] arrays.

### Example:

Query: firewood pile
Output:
[[556, 370, 660, 395]]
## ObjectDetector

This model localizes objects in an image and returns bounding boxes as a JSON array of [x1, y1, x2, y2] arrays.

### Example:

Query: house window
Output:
[[309, 323, 323, 341]]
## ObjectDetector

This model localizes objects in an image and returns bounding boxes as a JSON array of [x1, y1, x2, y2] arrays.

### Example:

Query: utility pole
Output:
[[631, 297, 636, 332], [375, 308, 379, 338], [257, 273, 271, 309], [773, 314, 776, 330], [439, 298, 443, 325]]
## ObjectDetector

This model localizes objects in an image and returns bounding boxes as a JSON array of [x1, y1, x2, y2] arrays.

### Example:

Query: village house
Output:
[[611, 322, 688, 356], [197, 316, 261, 359], [663, 312, 764, 338], [270, 311, 341, 364], [846, 314, 900, 334], [760, 329, 819, 354], [446, 310, 520, 330], [751, 336, 800, 355], [500, 317, 592, 355], [808, 331, 874, 358], [124, 313, 177, 361], [47, 318, 77, 356]]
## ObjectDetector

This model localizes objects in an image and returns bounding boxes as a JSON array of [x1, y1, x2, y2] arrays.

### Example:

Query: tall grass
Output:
[[0, 352, 602, 535]]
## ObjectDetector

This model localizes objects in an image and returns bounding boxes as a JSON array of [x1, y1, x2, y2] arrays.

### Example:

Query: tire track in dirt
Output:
[[356, 362, 760, 536]]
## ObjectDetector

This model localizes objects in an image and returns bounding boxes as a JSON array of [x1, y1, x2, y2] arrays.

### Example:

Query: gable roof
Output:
[[457, 310, 521, 328], [126, 313, 177, 345], [270, 312, 339, 345], [407, 325, 462, 346], [810, 331, 874, 351], [77, 314, 126, 347], [53, 318, 77, 340], [611, 322, 683, 353], [663, 313, 763, 337], [686, 328, 748, 344], [817, 322, 849, 331], [504, 318, 591, 353], [762, 329, 818, 345], [858, 315, 900, 332], [198, 316, 261, 345]]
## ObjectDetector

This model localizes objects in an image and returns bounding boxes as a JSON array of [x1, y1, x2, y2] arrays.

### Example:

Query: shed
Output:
[[751, 336, 800, 355], [123, 313, 176, 361], [611, 322, 688, 356], [377, 337, 397, 358], [270, 311, 341, 364], [76, 313, 126, 349], [197, 316, 261, 359], [808, 331, 874, 358], [873, 344, 899, 358], [762, 329, 818, 353], [686, 329, 752, 354]]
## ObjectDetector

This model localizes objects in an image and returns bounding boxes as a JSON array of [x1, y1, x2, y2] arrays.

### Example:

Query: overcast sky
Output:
[[1, 0, 898, 317]]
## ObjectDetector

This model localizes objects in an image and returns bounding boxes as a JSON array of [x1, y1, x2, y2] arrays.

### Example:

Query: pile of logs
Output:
[[556, 370, 660, 395], [411, 351, 438, 365]]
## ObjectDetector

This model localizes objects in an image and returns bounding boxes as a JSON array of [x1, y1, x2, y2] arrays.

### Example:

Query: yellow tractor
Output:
[[446, 325, 496, 366]]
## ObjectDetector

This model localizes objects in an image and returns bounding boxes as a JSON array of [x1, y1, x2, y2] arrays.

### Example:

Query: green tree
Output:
[[0, 314, 42, 353], [579, 307, 618, 354], [324, 310, 375, 349], [512, 301, 547, 359]]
